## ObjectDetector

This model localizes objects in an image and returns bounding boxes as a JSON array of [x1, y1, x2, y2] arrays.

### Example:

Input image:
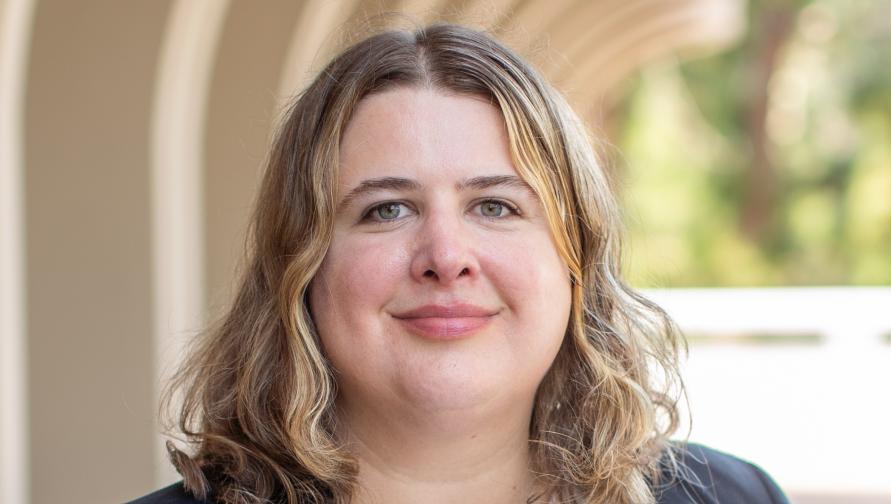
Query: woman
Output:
[[130, 23, 788, 504]]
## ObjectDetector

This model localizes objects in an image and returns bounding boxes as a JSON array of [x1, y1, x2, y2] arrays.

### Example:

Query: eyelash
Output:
[[360, 199, 521, 224]]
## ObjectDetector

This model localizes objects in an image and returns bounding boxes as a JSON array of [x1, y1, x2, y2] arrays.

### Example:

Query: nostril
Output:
[[421, 267, 471, 281]]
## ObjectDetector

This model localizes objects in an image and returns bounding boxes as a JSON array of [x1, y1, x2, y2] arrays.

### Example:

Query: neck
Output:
[[337, 396, 546, 504]]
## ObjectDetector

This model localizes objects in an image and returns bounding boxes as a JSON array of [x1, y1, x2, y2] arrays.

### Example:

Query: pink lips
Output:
[[393, 303, 498, 340]]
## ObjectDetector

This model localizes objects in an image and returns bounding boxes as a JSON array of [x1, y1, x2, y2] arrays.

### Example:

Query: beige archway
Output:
[[0, 1, 743, 502]]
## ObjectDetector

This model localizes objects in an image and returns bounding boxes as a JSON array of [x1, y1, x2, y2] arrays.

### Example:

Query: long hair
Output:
[[162, 22, 686, 504]]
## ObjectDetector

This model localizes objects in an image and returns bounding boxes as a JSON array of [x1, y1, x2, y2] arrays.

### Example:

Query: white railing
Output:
[[642, 287, 891, 497], [644, 287, 891, 347]]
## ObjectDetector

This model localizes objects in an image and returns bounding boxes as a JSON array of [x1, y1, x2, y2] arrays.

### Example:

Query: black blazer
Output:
[[128, 443, 789, 504]]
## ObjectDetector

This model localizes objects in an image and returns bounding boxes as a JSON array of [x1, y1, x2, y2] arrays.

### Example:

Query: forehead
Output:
[[337, 87, 518, 186]]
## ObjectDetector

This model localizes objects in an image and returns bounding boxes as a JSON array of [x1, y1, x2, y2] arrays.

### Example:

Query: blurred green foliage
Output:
[[617, 0, 891, 287]]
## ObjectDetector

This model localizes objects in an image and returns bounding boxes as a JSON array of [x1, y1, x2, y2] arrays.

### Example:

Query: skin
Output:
[[308, 87, 572, 504]]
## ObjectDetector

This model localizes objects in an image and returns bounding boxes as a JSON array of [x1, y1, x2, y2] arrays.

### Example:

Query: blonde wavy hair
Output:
[[163, 22, 686, 504]]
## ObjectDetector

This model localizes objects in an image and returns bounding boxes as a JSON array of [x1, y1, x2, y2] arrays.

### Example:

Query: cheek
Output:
[[309, 234, 409, 350], [479, 229, 572, 369], [482, 229, 571, 315]]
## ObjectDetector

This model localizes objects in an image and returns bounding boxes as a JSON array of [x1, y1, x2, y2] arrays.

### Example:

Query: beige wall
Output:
[[0, 1, 741, 502], [204, 0, 302, 311], [24, 2, 171, 502]]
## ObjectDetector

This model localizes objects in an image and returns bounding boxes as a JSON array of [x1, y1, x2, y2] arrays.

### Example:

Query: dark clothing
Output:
[[127, 443, 788, 503], [651, 443, 789, 503]]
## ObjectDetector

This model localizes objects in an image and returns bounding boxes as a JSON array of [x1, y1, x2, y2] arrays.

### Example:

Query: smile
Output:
[[394, 315, 495, 340]]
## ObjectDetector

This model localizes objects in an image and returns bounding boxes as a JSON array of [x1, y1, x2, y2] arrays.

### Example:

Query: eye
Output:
[[476, 199, 520, 219], [361, 202, 409, 222]]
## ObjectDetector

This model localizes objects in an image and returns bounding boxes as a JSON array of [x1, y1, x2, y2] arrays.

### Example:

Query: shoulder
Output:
[[126, 481, 209, 504], [654, 442, 790, 504]]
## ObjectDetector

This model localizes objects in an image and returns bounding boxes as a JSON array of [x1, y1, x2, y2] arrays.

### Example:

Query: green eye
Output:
[[479, 199, 520, 218], [480, 201, 505, 217], [375, 203, 401, 220]]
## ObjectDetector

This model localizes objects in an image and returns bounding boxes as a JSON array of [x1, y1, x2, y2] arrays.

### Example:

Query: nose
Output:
[[409, 209, 480, 286]]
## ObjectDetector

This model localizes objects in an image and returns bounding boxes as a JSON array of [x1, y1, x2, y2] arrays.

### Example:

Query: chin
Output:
[[395, 356, 537, 415]]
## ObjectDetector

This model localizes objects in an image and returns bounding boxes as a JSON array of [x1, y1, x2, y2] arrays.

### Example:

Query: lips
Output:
[[392, 303, 498, 340], [394, 303, 497, 319]]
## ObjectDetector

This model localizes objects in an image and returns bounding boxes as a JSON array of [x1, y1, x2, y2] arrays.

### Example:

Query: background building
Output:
[[1, 0, 888, 503]]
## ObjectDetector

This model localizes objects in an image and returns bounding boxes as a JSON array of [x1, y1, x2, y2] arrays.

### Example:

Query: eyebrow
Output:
[[337, 174, 538, 212]]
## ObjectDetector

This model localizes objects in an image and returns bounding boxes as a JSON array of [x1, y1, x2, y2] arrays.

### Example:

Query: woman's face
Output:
[[308, 87, 572, 417]]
